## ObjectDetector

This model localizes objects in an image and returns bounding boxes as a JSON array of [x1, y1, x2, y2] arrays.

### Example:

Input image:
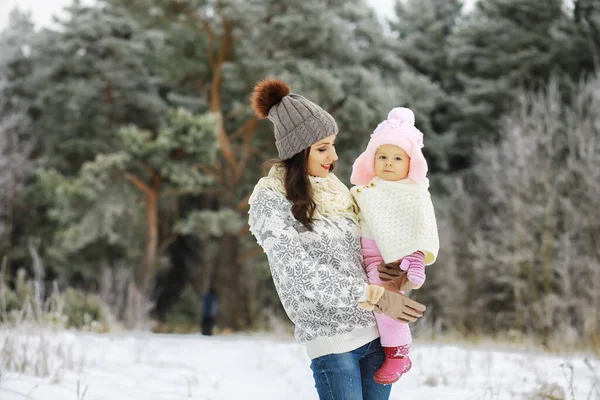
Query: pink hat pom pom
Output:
[[387, 107, 415, 126]]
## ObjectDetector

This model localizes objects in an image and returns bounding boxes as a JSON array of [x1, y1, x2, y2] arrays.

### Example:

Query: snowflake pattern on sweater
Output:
[[248, 188, 376, 343]]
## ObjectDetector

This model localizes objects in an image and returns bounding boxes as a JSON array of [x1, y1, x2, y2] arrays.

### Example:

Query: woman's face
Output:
[[307, 135, 338, 178]]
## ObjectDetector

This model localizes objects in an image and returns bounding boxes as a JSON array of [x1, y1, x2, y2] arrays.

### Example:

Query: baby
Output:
[[350, 107, 439, 385]]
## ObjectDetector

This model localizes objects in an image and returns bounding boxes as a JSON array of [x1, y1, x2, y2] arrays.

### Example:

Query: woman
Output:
[[248, 78, 426, 400]]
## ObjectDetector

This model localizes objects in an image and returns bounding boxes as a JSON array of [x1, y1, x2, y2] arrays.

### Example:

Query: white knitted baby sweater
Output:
[[351, 177, 439, 265]]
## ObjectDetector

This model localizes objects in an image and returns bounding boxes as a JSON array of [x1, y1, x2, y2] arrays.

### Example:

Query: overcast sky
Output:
[[1, 0, 87, 29], [0, 0, 392, 30], [1, 0, 479, 31]]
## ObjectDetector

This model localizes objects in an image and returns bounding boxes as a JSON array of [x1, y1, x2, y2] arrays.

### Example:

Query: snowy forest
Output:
[[1, 0, 599, 353]]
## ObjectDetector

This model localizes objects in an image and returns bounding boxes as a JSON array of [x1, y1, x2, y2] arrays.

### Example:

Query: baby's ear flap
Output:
[[350, 150, 375, 186], [408, 150, 428, 183]]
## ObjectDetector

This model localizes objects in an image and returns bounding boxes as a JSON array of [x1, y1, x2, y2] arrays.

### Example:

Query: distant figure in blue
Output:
[[201, 287, 218, 336]]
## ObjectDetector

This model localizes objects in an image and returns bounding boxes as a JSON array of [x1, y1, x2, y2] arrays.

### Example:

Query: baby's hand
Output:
[[400, 251, 426, 288]]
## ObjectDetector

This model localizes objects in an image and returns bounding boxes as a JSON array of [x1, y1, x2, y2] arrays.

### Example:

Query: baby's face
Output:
[[374, 144, 410, 181]]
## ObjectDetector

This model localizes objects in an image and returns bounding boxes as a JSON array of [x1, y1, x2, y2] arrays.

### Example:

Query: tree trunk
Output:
[[5, 124, 17, 252], [512, 197, 524, 332], [137, 175, 160, 298], [215, 233, 244, 331]]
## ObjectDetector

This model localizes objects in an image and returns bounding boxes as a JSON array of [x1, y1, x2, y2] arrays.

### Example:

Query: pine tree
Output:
[[448, 0, 566, 161], [390, 0, 464, 171], [39, 109, 219, 300], [558, 0, 600, 80], [574, 0, 600, 53], [392, 0, 462, 89], [0, 10, 36, 256], [29, 2, 167, 174], [13, 3, 170, 301]]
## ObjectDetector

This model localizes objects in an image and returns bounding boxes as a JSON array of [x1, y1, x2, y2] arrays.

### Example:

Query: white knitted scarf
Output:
[[248, 165, 359, 226]]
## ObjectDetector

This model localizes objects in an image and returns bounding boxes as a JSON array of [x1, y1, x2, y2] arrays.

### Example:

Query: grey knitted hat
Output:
[[251, 79, 338, 160]]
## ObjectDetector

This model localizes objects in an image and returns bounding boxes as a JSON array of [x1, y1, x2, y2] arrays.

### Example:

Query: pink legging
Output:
[[362, 238, 411, 347]]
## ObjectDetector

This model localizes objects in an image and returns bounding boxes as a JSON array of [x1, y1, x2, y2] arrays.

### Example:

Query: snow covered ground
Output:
[[0, 329, 598, 400]]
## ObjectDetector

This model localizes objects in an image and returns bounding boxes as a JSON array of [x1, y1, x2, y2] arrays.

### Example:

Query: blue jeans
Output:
[[310, 338, 392, 400]]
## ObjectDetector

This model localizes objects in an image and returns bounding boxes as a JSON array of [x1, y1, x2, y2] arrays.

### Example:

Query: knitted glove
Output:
[[357, 277, 426, 321], [378, 251, 426, 291], [373, 276, 427, 323], [400, 251, 426, 289]]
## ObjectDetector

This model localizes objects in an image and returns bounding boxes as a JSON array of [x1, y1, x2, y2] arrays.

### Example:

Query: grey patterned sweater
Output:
[[248, 187, 378, 359]]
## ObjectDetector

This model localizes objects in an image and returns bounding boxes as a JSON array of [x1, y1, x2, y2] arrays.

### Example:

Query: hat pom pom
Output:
[[387, 107, 415, 127], [251, 78, 291, 119]]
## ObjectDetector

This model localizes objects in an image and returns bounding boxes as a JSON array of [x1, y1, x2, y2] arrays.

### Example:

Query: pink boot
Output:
[[373, 345, 412, 385]]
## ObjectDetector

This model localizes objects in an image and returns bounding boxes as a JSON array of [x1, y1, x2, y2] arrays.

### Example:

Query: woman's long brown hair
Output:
[[263, 149, 335, 231]]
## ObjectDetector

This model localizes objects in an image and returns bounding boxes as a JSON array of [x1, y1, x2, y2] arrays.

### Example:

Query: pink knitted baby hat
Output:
[[350, 107, 428, 185]]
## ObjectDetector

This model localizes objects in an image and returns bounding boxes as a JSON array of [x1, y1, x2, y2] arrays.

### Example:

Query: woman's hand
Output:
[[373, 289, 426, 323], [378, 262, 403, 281], [357, 276, 426, 322], [377, 263, 418, 291]]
